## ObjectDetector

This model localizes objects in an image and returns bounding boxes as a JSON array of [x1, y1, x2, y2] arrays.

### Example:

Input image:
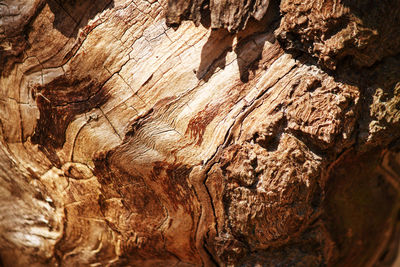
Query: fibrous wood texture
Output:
[[0, 0, 400, 266]]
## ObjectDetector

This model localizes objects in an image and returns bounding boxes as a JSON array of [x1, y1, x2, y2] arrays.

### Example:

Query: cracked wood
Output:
[[1, 0, 400, 266]]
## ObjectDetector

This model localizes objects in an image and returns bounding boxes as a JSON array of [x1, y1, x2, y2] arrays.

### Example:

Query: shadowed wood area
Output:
[[0, 0, 400, 266]]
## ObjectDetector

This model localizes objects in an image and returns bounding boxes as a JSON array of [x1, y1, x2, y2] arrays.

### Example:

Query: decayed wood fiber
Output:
[[0, 0, 400, 266], [275, 0, 400, 70]]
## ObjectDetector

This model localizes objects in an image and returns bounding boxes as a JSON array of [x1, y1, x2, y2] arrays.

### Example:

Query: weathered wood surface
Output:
[[0, 0, 400, 266]]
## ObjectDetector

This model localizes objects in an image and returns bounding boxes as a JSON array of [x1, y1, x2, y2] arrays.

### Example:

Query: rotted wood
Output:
[[0, 0, 400, 266]]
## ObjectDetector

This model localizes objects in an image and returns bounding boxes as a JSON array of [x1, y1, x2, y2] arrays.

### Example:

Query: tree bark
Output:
[[1, 0, 400, 266]]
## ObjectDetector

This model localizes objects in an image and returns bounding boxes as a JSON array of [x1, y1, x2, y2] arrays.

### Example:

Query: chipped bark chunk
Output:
[[166, 0, 271, 32]]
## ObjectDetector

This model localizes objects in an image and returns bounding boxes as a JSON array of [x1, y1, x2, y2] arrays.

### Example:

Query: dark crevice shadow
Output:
[[196, 29, 235, 82], [234, 29, 271, 83], [196, 0, 280, 83], [46, 0, 114, 38], [199, 0, 211, 28]]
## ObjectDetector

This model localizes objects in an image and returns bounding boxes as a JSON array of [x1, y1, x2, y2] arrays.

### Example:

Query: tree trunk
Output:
[[1, 0, 400, 266]]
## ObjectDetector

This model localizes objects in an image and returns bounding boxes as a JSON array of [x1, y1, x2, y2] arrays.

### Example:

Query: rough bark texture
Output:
[[0, 0, 400, 266]]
